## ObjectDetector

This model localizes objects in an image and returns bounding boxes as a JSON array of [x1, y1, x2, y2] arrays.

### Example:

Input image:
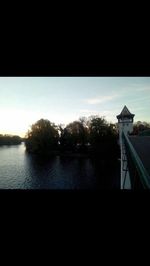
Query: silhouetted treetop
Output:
[[25, 119, 59, 154]]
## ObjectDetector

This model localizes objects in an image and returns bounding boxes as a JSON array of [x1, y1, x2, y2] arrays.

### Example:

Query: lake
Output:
[[0, 143, 120, 189]]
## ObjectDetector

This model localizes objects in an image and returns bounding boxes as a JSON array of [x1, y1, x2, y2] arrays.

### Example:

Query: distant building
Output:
[[116, 106, 135, 144]]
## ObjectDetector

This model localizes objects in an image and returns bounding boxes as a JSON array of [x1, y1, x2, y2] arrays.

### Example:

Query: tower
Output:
[[116, 106, 135, 143], [117, 106, 135, 189]]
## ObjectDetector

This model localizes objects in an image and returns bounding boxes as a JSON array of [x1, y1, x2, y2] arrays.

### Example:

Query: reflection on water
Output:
[[0, 143, 97, 189], [0, 143, 120, 189]]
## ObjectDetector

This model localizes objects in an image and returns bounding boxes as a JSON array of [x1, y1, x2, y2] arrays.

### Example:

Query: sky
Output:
[[0, 77, 150, 137]]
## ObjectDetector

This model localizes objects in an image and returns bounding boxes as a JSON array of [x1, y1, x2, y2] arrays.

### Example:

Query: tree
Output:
[[87, 116, 119, 157], [25, 119, 59, 154], [88, 116, 108, 143], [133, 121, 150, 135], [59, 120, 89, 151]]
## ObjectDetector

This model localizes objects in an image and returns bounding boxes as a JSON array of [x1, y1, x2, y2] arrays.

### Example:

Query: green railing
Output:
[[122, 132, 150, 189]]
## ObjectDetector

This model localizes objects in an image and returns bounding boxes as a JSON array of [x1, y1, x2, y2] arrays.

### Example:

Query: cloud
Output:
[[131, 107, 146, 111], [135, 86, 150, 92], [126, 95, 150, 104], [79, 109, 121, 123], [84, 94, 118, 105], [120, 85, 150, 93], [79, 109, 98, 114]]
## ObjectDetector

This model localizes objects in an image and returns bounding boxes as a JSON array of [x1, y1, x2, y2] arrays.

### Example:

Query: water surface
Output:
[[0, 143, 98, 189], [0, 143, 120, 189]]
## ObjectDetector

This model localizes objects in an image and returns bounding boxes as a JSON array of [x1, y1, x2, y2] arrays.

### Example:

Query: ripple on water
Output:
[[0, 144, 97, 189]]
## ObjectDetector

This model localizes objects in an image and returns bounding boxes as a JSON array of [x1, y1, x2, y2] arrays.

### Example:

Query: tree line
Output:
[[0, 119, 149, 150], [0, 134, 22, 145], [25, 116, 120, 158], [132, 121, 150, 135]]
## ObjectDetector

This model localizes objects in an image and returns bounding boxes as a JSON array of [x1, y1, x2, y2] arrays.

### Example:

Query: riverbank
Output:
[[0, 135, 22, 145]]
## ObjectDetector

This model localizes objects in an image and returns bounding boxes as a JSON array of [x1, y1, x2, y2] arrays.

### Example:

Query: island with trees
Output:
[[25, 116, 120, 160], [0, 118, 149, 153]]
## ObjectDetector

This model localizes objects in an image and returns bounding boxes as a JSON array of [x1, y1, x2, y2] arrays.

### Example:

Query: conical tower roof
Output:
[[116, 106, 135, 119]]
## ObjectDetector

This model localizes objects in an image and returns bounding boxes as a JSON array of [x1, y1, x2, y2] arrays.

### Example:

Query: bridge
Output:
[[117, 106, 150, 189]]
